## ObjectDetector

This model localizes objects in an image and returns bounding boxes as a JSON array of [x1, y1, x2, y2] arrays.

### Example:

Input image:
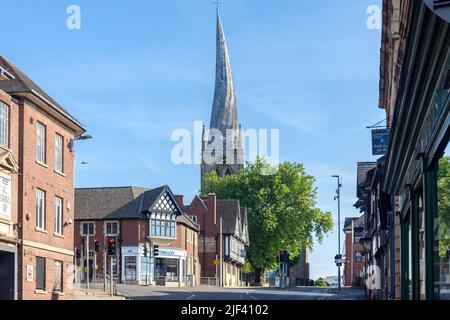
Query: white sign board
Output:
[[26, 265, 34, 282], [0, 172, 11, 220]]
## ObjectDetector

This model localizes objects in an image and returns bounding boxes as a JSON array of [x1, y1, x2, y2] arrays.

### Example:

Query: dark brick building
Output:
[[185, 193, 248, 287], [343, 216, 365, 287]]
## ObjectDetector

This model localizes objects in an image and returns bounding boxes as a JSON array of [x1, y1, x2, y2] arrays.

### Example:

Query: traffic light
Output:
[[143, 244, 148, 257], [153, 245, 159, 257], [94, 240, 100, 253], [107, 236, 116, 256], [278, 249, 289, 263], [75, 248, 81, 259]]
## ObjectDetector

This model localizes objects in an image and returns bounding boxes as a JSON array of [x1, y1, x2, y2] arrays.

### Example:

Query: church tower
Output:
[[201, 9, 244, 188]]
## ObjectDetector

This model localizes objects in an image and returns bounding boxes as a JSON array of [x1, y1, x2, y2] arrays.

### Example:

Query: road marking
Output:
[[246, 291, 259, 300]]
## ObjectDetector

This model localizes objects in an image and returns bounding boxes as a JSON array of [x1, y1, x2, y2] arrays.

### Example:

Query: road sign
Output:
[[213, 259, 220, 265]]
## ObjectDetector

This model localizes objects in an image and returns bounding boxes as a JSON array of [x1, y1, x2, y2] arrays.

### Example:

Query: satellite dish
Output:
[[424, 0, 450, 23]]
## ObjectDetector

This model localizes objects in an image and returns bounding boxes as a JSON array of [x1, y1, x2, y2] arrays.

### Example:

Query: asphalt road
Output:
[[116, 285, 368, 300]]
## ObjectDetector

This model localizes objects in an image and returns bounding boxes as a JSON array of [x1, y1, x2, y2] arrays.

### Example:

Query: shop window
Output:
[[124, 256, 137, 281], [437, 148, 450, 300]]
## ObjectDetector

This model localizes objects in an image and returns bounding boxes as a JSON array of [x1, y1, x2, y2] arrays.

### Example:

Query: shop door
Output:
[[0, 251, 15, 300]]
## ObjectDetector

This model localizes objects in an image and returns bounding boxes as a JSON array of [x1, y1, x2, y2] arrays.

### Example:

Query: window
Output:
[[36, 189, 45, 230], [0, 101, 9, 148], [151, 219, 176, 238], [190, 215, 198, 224], [36, 257, 46, 291], [81, 222, 95, 236], [105, 221, 119, 236], [55, 133, 63, 172], [54, 261, 63, 292], [54, 196, 63, 235], [36, 122, 46, 163]]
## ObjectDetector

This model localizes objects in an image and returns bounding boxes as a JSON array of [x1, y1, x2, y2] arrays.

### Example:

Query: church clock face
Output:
[[424, 0, 450, 23]]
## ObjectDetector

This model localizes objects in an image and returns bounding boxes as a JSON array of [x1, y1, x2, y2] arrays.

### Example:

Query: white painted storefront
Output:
[[121, 246, 187, 286]]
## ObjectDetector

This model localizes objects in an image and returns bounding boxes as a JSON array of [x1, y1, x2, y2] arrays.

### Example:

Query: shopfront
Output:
[[121, 246, 187, 287], [382, 1, 450, 300]]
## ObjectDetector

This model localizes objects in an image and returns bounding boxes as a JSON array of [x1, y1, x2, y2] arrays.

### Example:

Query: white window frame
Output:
[[36, 189, 45, 230], [36, 122, 46, 164], [150, 219, 176, 238], [55, 133, 63, 173], [104, 221, 119, 236], [54, 196, 63, 235], [0, 101, 9, 148], [81, 221, 95, 236]]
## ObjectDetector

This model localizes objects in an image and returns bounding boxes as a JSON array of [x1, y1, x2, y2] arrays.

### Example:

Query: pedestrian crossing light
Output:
[[107, 236, 116, 256], [153, 245, 160, 257]]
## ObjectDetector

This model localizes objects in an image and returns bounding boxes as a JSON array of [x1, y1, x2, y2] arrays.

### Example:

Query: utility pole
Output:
[[351, 219, 354, 287], [86, 235, 89, 290], [103, 250, 107, 291], [219, 217, 223, 287], [110, 256, 113, 297], [333, 175, 342, 291]]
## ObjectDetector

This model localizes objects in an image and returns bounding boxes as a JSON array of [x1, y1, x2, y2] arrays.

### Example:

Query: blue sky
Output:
[[1, 0, 384, 279]]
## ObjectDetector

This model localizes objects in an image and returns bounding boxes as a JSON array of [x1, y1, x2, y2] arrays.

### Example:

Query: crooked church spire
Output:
[[201, 10, 244, 187], [209, 9, 240, 149]]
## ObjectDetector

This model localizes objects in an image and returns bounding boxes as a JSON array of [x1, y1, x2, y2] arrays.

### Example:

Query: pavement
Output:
[[116, 284, 368, 301], [72, 283, 125, 300]]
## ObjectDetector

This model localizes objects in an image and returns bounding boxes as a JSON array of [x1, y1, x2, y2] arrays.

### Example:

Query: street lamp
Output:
[[332, 175, 342, 291], [75, 134, 93, 141]]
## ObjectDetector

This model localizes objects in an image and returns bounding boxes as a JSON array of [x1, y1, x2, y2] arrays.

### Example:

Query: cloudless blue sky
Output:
[[2, 0, 384, 279]]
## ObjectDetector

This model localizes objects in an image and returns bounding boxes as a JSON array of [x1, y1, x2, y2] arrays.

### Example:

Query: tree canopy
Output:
[[438, 156, 450, 257], [201, 159, 333, 278]]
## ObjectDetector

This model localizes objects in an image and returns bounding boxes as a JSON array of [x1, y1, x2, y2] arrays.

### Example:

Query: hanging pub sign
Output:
[[424, 1, 450, 23], [371, 129, 390, 156]]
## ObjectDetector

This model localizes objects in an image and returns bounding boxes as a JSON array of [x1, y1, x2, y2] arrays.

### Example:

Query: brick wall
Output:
[[17, 99, 78, 300], [344, 231, 365, 287]]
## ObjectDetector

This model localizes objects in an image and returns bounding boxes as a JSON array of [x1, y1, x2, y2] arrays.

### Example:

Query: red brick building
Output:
[[0, 56, 86, 300], [185, 193, 249, 287], [343, 216, 365, 287], [74, 185, 200, 287]]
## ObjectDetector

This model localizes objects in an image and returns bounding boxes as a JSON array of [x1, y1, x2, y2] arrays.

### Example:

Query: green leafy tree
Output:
[[314, 278, 329, 287], [201, 159, 333, 283], [438, 156, 450, 257]]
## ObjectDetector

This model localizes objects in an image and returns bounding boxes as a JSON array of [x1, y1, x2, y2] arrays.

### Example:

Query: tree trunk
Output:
[[254, 268, 263, 285]]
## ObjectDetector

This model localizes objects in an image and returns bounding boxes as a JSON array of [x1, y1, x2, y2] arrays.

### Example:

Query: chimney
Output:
[[207, 193, 217, 226], [174, 195, 185, 211]]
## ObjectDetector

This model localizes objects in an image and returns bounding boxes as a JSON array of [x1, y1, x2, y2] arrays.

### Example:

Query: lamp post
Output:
[[332, 175, 342, 291]]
